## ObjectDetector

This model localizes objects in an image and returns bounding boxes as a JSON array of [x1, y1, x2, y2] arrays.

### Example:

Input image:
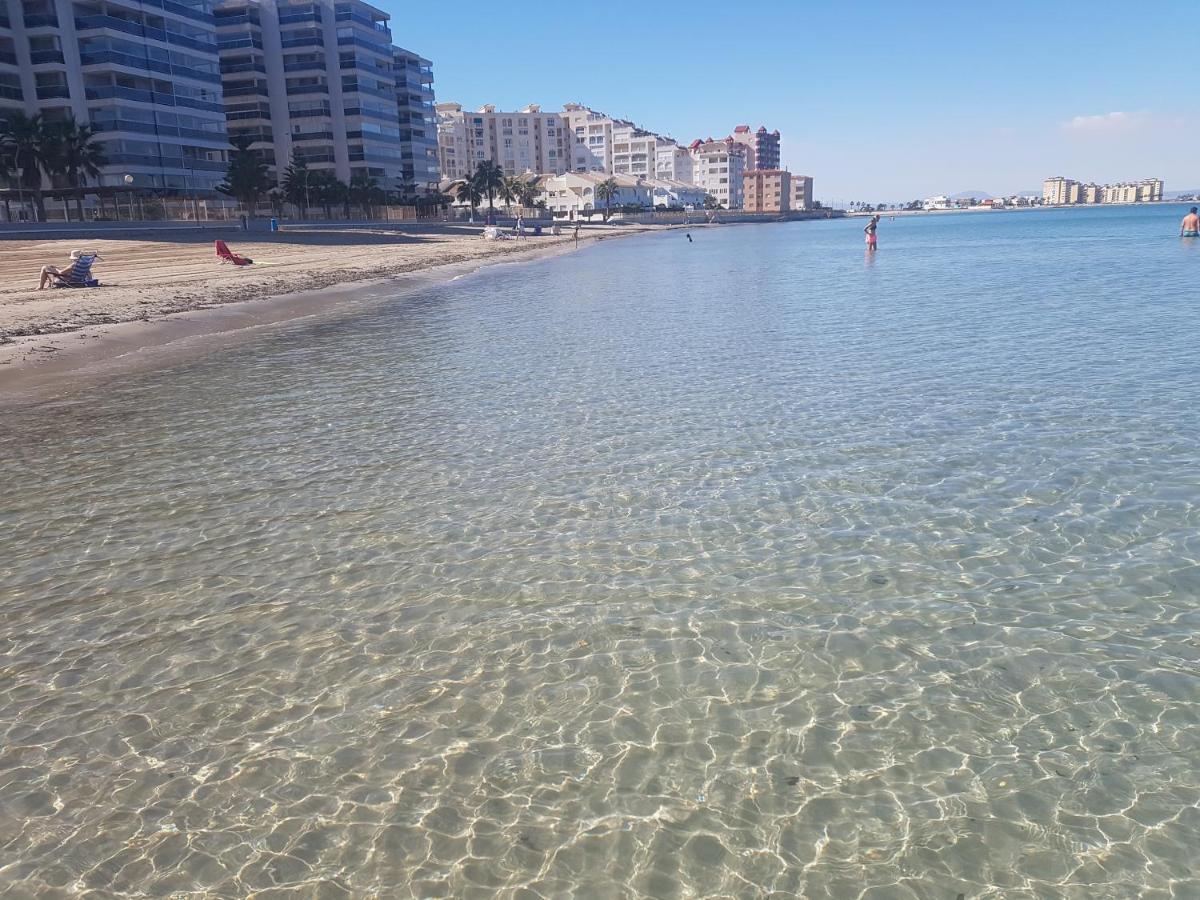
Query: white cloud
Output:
[[1061, 111, 1148, 135]]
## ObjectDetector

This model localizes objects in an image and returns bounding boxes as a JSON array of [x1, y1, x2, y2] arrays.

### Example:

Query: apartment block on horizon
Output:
[[729, 124, 780, 171], [1044, 175, 1164, 206], [791, 174, 813, 211], [689, 138, 746, 209], [435, 102, 570, 180], [0, 0, 229, 198], [655, 141, 693, 183], [215, 0, 413, 188], [392, 45, 437, 193], [743, 169, 791, 214], [561, 102, 617, 173]]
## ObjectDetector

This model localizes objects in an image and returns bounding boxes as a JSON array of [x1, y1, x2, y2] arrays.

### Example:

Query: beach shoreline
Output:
[[0, 222, 668, 409]]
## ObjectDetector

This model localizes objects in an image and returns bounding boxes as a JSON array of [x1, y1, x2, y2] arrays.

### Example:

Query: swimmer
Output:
[[864, 214, 880, 250], [1181, 207, 1199, 237]]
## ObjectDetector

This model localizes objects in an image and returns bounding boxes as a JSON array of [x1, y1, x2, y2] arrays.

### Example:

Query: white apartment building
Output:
[[1103, 182, 1139, 204], [435, 102, 570, 179], [611, 122, 661, 178], [539, 171, 649, 218], [689, 138, 745, 209], [1138, 178, 1164, 202], [655, 142, 693, 183], [648, 178, 707, 209], [561, 102, 617, 173]]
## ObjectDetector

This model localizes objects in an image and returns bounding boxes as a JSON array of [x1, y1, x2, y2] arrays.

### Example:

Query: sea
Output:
[[1, 204, 1198, 898]]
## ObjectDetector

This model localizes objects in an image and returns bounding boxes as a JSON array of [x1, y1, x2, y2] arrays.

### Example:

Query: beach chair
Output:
[[215, 240, 253, 265], [50, 254, 99, 288]]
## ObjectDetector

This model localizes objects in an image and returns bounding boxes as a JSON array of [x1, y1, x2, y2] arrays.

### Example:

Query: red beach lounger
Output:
[[215, 240, 253, 266]]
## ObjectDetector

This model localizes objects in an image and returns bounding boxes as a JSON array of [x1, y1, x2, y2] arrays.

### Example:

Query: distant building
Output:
[[647, 178, 708, 209], [1080, 183, 1103, 204], [561, 103, 617, 173], [1043, 177, 1078, 205], [743, 169, 790, 213], [538, 171, 649, 218], [690, 138, 745, 209], [923, 195, 952, 210], [729, 124, 781, 171], [1138, 178, 1164, 202], [791, 175, 813, 211], [436, 102, 571, 179], [655, 142, 693, 183]]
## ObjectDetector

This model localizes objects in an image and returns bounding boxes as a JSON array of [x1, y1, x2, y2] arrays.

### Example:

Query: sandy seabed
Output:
[[0, 222, 659, 404]]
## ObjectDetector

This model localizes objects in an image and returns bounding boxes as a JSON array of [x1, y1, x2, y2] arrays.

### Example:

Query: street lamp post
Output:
[[123, 174, 135, 220]]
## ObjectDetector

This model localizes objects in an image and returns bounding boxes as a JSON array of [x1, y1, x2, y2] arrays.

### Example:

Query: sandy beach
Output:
[[0, 222, 656, 403]]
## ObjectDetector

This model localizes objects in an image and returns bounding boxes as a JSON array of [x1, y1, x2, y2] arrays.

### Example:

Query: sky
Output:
[[385, 0, 1200, 203]]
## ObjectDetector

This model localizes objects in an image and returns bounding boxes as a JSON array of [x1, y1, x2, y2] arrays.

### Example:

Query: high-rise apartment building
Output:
[[561, 103, 616, 173], [1081, 183, 1102, 204], [0, 0, 229, 195], [1043, 176, 1077, 205], [392, 45, 437, 193], [743, 169, 790, 213], [690, 138, 745, 209], [435, 102, 570, 179], [215, 0, 406, 186], [729, 124, 780, 171], [1138, 178, 1163, 202]]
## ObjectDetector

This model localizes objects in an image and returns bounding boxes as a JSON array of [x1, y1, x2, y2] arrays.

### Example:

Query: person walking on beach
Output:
[[574, 222, 580, 247], [865, 214, 880, 251], [1181, 207, 1199, 237], [516, 215, 526, 241]]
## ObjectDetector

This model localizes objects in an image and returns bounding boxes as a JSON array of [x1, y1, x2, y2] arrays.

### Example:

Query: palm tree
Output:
[[216, 133, 272, 216], [0, 112, 53, 221], [280, 152, 311, 218], [472, 159, 505, 218], [498, 175, 521, 214], [595, 177, 619, 221], [348, 172, 378, 218], [47, 119, 106, 221], [453, 177, 482, 222], [516, 179, 541, 210]]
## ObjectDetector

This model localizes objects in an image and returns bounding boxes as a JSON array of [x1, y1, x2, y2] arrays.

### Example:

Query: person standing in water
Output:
[[865, 214, 880, 251], [1181, 207, 1199, 237]]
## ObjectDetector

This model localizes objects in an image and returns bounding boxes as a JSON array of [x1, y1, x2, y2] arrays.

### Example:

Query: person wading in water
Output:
[[864, 214, 880, 251]]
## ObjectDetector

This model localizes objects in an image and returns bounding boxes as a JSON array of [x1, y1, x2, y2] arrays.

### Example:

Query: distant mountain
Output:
[[949, 190, 994, 200]]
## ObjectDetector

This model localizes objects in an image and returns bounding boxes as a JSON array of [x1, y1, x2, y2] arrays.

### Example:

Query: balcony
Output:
[[79, 50, 221, 84], [283, 60, 323, 72], [336, 34, 390, 56], [280, 33, 323, 49], [217, 36, 263, 50], [286, 83, 328, 95], [105, 151, 227, 171], [288, 106, 330, 119], [341, 81, 393, 101], [290, 130, 332, 142], [75, 16, 218, 54], [0, 84, 21, 100], [23, 13, 59, 27], [278, 10, 321, 24], [220, 61, 266, 74], [0, 51, 19, 66], [35, 84, 71, 99], [29, 49, 65, 64], [85, 84, 225, 113], [214, 11, 260, 26], [222, 82, 268, 97]]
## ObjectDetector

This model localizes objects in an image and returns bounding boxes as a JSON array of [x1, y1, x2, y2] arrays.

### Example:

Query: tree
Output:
[[702, 193, 721, 210], [1, 112, 53, 221], [498, 175, 520, 214], [515, 178, 540, 210], [46, 118, 106, 221], [595, 177, 619, 221], [216, 134, 272, 215], [348, 172, 379, 218], [454, 177, 482, 221], [472, 159, 505, 217], [280, 152, 311, 218]]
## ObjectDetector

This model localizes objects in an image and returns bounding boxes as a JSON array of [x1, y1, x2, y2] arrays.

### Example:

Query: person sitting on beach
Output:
[[38, 250, 98, 290], [1181, 207, 1199, 237]]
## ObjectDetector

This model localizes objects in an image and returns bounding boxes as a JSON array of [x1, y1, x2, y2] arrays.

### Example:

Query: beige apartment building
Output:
[[743, 169, 790, 213], [791, 174, 813, 211], [1138, 178, 1164, 201], [435, 102, 570, 180], [1081, 183, 1103, 204], [1043, 176, 1077, 205]]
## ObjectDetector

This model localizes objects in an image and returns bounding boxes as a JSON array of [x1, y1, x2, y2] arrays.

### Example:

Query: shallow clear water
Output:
[[2, 205, 1200, 898]]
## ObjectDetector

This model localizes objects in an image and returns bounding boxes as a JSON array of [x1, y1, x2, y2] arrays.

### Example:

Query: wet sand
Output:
[[0, 222, 658, 404]]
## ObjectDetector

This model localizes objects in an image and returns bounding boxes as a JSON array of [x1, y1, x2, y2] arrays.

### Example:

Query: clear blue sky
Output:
[[383, 0, 1199, 203]]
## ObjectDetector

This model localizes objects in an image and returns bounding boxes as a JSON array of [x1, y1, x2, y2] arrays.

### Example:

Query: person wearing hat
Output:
[[38, 249, 100, 290]]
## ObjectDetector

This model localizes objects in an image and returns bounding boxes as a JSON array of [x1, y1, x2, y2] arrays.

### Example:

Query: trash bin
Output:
[[270, 217, 279, 232]]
